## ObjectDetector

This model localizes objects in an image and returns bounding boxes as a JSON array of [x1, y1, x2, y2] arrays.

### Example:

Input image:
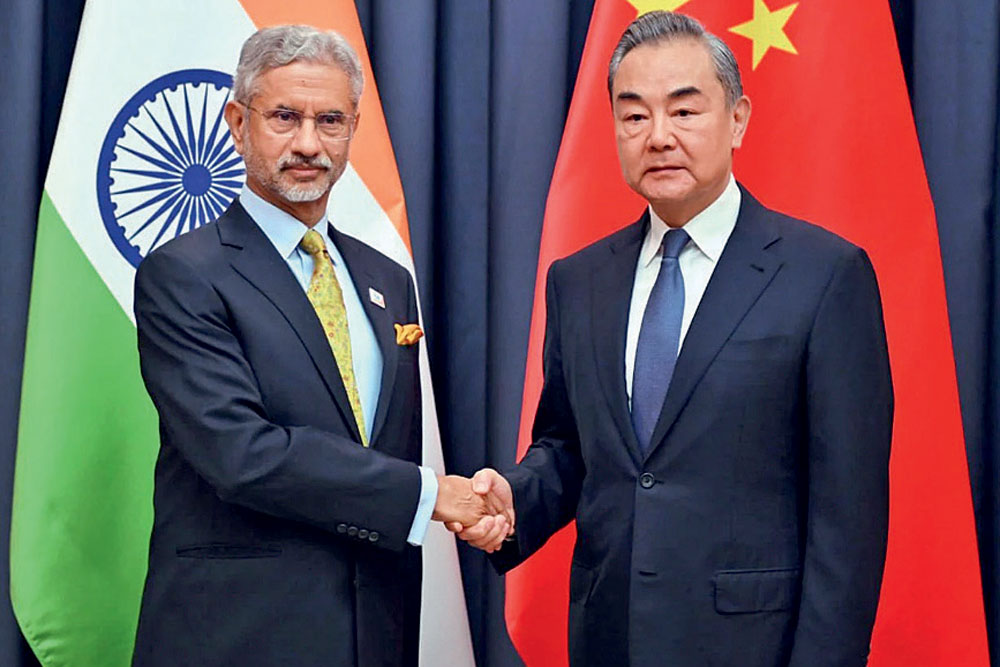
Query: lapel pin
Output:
[[369, 287, 386, 309]]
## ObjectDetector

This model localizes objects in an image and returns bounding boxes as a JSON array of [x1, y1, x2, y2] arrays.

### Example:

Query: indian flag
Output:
[[9, 1, 475, 666]]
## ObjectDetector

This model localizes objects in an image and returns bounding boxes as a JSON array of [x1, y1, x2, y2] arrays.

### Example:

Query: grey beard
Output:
[[278, 181, 330, 202]]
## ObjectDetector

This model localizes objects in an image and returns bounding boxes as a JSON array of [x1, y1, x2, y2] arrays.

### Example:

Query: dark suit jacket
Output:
[[493, 188, 892, 667], [131, 201, 423, 667]]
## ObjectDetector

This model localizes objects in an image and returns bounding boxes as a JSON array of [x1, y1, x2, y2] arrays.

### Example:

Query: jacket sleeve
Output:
[[134, 246, 422, 553], [788, 246, 893, 665], [492, 261, 585, 573]]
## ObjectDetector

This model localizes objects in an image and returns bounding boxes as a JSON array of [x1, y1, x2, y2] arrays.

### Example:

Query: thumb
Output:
[[445, 522, 464, 533], [472, 469, 494, 495]]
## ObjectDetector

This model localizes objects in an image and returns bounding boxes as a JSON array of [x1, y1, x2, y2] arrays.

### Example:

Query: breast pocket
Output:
[[715, 335, 792, 363]]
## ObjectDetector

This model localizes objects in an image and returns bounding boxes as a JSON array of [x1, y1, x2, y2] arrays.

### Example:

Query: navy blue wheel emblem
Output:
[[97, 69, 245, 268]]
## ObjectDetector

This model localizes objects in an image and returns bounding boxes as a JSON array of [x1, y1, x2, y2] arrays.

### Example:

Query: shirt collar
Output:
[[639, 174, 741, 268], [239, 184, 331, 260]]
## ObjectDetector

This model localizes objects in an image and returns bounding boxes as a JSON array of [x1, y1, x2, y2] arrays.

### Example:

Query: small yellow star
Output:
[[729, 0, 799, 69], [627, 0, 690, 13]]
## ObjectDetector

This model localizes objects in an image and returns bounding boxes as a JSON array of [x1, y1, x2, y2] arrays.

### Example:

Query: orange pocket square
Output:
[[394, 323, 423, 346]]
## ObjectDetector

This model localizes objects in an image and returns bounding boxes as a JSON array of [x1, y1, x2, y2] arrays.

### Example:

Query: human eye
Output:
[[619, 110, 649, 136], [267, 109, 300, 130], [316, 112, 347, 128]]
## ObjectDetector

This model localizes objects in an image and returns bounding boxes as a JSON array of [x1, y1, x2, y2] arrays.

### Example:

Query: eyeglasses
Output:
[[241, 103, 356, 141]]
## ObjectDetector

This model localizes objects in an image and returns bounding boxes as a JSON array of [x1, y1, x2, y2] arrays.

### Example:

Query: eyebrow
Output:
[[273, 103, 349, 115], [667, 86, 703, 100], [615, 85, 704, 103]]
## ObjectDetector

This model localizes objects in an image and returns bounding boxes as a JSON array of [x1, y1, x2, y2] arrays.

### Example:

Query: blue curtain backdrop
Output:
[[0, 2, 997, 666], [891, 4, 1000, 656]]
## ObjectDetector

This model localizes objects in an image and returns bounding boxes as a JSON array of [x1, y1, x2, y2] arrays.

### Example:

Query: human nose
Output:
[[647, 113, 677, 151], [289, 116, 322, 155]]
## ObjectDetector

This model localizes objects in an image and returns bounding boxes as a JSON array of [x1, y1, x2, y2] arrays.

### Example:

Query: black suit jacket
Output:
[[131, 201, 423, 667], [494, 188, 892, 667]]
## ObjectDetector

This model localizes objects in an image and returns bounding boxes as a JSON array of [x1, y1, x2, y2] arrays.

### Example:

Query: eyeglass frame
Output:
[[239, 101, 357, 141]]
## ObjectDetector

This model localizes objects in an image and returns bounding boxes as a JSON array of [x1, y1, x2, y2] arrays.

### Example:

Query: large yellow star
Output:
[[729, 0, 799, 70], [627, 0, 690, 13]]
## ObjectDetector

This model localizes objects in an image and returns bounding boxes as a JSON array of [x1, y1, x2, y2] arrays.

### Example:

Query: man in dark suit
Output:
[[455, 11, 892, 666], [131, 25, 499, 667]]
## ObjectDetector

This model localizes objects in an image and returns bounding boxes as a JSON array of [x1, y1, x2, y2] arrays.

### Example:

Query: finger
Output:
[[469, 516, 508, 551], [481, 529, 507, 553], [490, 514, 513, 548], [483, 490, 512, 518], [483, 494, 504, 517], [485, 536, 507, 553], [483, 500, 514, 535], [504, 510, 516, 534], [471, 468, 496, 495], [457, 516, 495, 542], [445, 522, 464, 533], [465, 518, 503, 547], [479, 526, 506, 553]]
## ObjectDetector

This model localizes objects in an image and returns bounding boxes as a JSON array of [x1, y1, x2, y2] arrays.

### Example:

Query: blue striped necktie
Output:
[[631, 228, 689, 454]]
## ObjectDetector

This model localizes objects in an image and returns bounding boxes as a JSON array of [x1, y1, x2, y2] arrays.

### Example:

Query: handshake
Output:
[[432, 469, 514, 553]]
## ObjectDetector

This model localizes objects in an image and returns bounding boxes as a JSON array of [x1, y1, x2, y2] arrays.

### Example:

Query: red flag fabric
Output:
[[508, 1, 989, 665]]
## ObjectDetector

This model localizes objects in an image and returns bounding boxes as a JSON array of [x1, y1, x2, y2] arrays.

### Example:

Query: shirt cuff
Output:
[[406, 466, 438, 546]]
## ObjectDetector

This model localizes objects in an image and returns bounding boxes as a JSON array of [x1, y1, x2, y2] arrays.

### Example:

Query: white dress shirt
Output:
[[624, 175, 741, 408], [239, 186, 436, 546]]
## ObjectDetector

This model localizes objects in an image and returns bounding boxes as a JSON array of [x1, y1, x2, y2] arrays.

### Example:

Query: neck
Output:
[[246, 179, 329, 227]]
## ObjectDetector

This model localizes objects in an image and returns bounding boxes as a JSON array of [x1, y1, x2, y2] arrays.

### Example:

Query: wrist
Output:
[[431, 475, 449, 520]]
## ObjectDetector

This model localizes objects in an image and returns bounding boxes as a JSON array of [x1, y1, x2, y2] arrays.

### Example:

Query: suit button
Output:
[[347, 526, 358, 537], [368, 532, 379, 543], [358, 529, 369, 540], [336, 523, 347, 534], [639, 473, 655, 489]]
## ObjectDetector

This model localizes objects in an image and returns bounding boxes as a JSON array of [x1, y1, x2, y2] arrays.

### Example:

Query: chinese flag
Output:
[[508, 1, 990, 665]]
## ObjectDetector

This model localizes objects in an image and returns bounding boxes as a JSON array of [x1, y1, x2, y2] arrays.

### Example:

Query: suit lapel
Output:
[[644, 191, 783, 461], [328, 225, 399, 448], [219, 203, 362, 444], [591, 214, 648, 466]]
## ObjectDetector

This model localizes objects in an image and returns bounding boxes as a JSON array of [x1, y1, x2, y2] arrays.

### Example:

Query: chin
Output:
[[276, 177, 335, 203], [638, 175, 694, 198], [281, 187, 329, 203], [641, 187, 694, 206]]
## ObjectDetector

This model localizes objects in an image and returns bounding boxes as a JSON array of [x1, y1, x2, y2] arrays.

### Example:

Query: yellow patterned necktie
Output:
[[300, 229, 369, 447]]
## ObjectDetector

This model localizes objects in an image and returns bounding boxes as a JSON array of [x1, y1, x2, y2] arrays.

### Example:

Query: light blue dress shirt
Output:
[[239, 186, 437, 546]]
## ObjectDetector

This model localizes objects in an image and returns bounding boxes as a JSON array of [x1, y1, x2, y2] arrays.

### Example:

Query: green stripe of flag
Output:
[[11, 191, 159, 667]]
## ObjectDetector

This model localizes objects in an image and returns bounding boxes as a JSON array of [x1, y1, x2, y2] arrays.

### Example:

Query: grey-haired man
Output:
[[131, 25, 498, 667], [457, 11, 891, 667]]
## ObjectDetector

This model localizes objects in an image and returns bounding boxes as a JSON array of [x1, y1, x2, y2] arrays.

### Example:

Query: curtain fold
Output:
[[1, 1, 84, 664], [905, 3, 1000, 662]]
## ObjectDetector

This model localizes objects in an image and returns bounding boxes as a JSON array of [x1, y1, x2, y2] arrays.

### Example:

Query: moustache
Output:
[[278, 155, 333, 171]]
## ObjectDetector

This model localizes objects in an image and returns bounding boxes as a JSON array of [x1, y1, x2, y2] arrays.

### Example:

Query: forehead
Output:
[[253, 61, 354, 108], [612, 38, 722, 101]]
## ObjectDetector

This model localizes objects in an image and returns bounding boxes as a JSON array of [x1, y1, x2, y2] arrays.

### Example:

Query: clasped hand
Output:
[[432, 469, 514, 553]]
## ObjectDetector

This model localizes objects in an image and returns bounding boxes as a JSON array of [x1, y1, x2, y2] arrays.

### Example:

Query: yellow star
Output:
[[729, 0, 799, 69], [627, 0, 690, 13]]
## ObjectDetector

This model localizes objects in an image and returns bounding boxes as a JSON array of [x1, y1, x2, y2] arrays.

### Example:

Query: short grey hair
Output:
[[233, 25, 364, 106], [607, 11, 743, 108]]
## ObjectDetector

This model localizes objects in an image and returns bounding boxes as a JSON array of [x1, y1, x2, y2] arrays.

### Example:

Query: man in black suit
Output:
[[131, 25, 500, 667], [455, 11, 892, 666]]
